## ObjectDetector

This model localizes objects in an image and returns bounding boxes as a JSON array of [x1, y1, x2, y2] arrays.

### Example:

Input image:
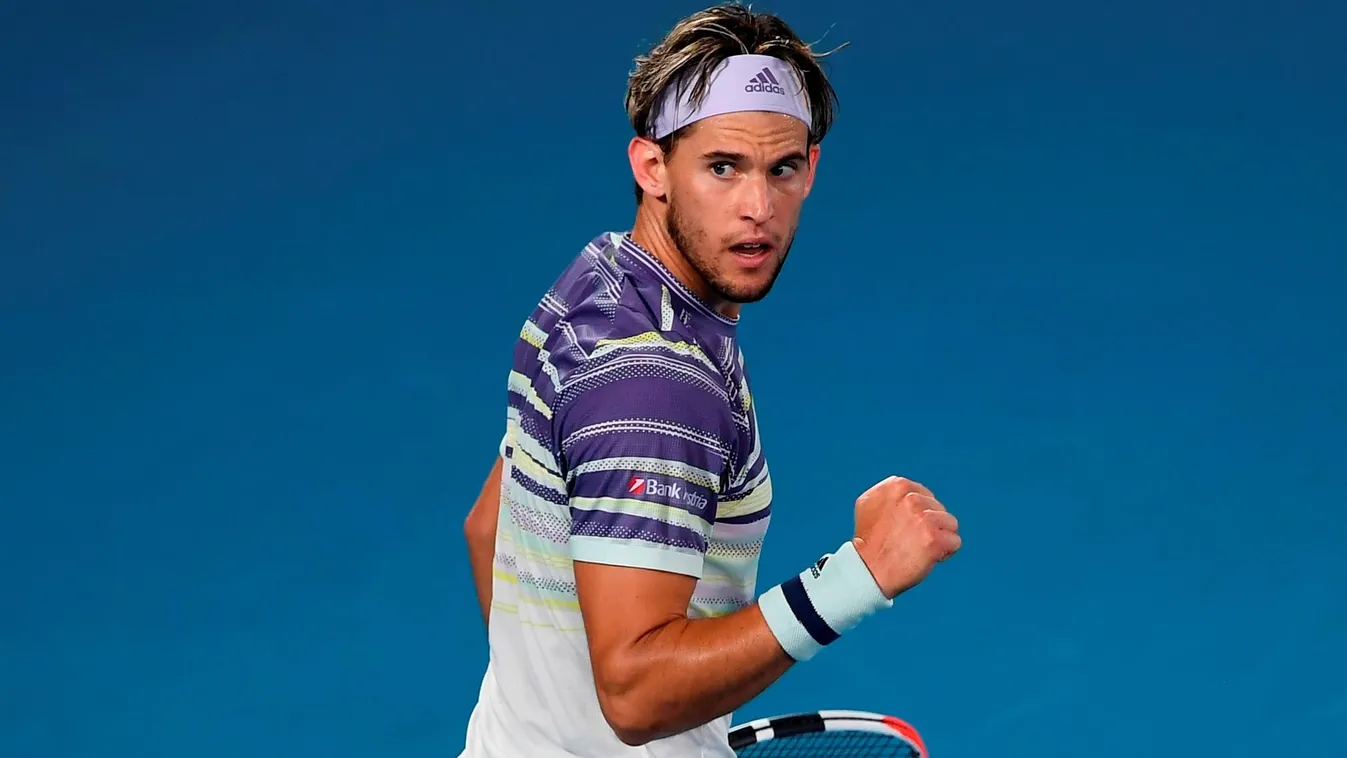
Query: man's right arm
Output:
[[573, 558, 794, 746], [559, 370, 891, 746]]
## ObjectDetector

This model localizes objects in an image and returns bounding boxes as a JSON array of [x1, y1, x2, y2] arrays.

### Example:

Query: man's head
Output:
[[625, 3, 842, 308]]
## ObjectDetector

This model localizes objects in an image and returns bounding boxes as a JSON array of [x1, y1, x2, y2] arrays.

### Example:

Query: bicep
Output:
[[558, 370, 732, 673], [573, 560, 697, 680], [567, 454, 716, 689]]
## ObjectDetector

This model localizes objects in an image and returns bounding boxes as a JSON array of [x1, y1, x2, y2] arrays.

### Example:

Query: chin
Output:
[[695, 252, 788, 305], [718, 279, 777, 304]]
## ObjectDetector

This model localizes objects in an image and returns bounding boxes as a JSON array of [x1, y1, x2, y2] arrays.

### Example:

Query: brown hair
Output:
[[625, 2, 846, 203]]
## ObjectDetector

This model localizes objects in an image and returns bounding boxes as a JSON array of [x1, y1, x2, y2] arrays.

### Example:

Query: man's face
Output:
[[659, 112, 819, 305]]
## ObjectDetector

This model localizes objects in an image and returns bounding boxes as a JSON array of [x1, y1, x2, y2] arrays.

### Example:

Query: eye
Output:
[[710, 161, 735, 177], [771, 163, 799, 179]]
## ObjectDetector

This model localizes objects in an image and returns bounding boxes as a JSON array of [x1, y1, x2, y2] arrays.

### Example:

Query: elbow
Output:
[[614, 726, 657, 748], [598, 692, 661, 747], [463, 506, 495, 545], [594, 661, 663, 746]]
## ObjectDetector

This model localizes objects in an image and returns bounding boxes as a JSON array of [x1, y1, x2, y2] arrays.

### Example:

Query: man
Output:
[[459, 4, 962, 756]]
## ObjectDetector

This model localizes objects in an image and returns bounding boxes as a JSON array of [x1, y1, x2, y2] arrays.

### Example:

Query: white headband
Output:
[[646, 54, 812, 140]]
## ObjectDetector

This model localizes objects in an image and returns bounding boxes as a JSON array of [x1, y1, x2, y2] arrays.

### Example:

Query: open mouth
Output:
[[730, 242, 772, 257]]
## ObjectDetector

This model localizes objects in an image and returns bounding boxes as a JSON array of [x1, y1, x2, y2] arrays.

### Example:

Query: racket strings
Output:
[[736, 730, 921, 757]]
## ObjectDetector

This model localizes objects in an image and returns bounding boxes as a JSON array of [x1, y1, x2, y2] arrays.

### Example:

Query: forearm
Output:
[[600, 603, 792, 744], [595, 540, 893, 745]]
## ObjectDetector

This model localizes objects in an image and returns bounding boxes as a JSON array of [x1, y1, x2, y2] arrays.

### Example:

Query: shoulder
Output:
[[558, 336, 734, 440], [565, 319, 726, 398], [553, 324, 737, 492], [548, 237, 730, 417], [527, 233, 697, 377], [547, 234, 624, 307]]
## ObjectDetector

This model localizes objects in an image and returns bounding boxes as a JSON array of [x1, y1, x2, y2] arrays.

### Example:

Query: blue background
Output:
[[2, 1, 1344, 756]]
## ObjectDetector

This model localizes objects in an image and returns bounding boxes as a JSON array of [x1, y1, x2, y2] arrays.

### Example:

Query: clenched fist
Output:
[[852, 476, 961, 599]]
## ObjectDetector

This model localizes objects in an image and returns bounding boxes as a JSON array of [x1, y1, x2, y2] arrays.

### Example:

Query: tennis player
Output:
[[459, 4, 961, 756]]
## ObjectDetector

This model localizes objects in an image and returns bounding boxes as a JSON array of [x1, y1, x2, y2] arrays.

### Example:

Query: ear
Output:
[[802, 143, 822, 199], [628, 136, 668, 200]]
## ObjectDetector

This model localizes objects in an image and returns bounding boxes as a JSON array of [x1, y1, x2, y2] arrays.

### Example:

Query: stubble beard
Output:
[[665, 196, 793, 305]]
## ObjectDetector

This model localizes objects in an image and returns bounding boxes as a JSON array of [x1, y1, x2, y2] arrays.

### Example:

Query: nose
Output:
[[736, 173, 773, 225]]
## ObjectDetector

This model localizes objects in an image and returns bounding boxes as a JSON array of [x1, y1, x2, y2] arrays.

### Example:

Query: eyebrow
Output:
[[702, 150, 808, 166]]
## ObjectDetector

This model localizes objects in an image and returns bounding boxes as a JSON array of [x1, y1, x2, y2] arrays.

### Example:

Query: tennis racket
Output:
[[728, 709, 928, 757]]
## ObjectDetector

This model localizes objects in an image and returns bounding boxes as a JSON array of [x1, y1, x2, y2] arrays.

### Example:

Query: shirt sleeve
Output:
[[557, 361, 733, 579]]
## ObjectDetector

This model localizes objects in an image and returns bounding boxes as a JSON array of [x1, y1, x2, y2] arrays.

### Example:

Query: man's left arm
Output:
[[464, 453, 505, 628]]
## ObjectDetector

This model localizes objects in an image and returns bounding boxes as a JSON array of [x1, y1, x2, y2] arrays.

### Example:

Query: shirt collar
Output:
[[613, 232, 739, 340]]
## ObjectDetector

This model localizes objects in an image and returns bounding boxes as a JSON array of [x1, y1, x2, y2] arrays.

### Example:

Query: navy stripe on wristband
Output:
[[758, 540, 893, 662], [780, 575, 840, 646]]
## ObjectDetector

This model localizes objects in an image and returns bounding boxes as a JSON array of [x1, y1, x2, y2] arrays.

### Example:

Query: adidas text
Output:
[[744, 81, 785, 95]]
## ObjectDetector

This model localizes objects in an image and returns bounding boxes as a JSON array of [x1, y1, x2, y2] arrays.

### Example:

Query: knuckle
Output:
[[873, 477, 899, 498], [865, 476, 901, 500], [945, 537, 963, 558], [885, 476, 915, 494]]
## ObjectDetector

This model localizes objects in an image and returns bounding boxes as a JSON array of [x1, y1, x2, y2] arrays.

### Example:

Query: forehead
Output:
[[677, 111, 809, 158]]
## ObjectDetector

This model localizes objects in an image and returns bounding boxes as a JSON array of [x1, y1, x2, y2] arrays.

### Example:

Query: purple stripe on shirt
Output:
[[563, 370, 726, 424], [511, 464, 568, 506], [563, 429, 725, 469], [734, 451, 768, 482], [713, 506, 771, 525], [571, 508, 708, 553]]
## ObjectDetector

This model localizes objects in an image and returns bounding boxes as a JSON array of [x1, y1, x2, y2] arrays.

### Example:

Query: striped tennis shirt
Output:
[[460, 231, 773, 757]]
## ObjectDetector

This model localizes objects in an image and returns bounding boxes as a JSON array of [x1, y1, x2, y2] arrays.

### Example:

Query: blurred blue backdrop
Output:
[[2, 1, 1344, 756]]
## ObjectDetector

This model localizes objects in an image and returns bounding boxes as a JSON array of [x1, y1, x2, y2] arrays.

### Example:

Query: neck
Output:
[[630, 202, 742, 320]]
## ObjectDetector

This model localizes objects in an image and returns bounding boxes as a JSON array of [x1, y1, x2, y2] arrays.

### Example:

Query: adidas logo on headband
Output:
[[745, 67, 786, 95], [646, 54, 811, 139]]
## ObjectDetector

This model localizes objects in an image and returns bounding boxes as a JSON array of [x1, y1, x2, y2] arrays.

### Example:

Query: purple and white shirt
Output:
[[461, 231, 773, 758]]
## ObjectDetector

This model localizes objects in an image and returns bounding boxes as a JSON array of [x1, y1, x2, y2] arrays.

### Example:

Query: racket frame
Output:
[[728, 709, 928, 757]]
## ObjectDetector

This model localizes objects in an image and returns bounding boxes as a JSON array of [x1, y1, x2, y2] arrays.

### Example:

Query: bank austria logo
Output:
[[628, 475, 710, 513], [745, 67, 786, 95]]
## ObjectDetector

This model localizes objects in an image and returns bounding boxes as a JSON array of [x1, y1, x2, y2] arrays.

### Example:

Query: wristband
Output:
[[758, 540, 893, 662]]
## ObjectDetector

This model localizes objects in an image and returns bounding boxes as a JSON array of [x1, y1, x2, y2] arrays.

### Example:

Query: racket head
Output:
[[728, 709, 928, 757]]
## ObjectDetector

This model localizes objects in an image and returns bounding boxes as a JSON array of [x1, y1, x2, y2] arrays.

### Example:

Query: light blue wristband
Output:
[[758, 540, 894, 662]]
